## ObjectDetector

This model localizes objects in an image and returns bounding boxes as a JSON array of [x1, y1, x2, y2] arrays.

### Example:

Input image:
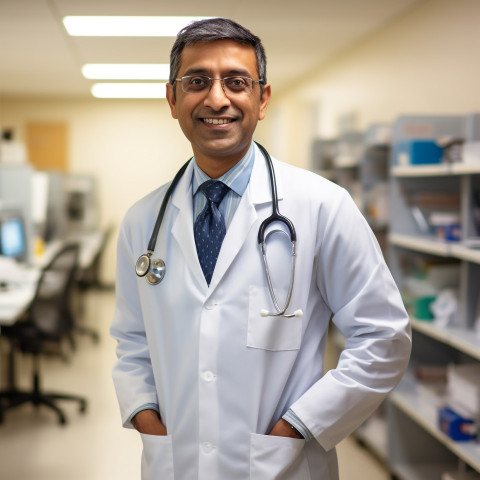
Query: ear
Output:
[[258, 83, 271, 121], [166, 83, 178, 119]]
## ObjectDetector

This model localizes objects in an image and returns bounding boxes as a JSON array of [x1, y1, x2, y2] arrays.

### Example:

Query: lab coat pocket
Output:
[[247, 285, 302, 351], [250, 433, 310, 480], [140, 433, 174, 480]]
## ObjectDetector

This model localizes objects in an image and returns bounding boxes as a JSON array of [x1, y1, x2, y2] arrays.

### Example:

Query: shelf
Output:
[[392, 164, 451, 177], [390, 462, 458, 480], [391, 380, 480, 473], [389, 233, 450, 256], [450, 244, 480, 264], [392, 163, 480, 177], [390, 233, 480, 264], [333, 157, 359, 169], [452, 163, 480, 174], [411, 318, 480, 361]]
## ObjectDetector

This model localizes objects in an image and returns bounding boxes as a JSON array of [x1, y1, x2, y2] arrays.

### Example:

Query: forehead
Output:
[[178, 39, 258, 76]]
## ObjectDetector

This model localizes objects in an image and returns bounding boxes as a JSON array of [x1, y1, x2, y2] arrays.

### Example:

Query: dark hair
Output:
[[169, 18, 267, 93]]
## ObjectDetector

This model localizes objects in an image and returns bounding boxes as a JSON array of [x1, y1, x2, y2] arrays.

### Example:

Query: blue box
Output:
[[394, 140, 443, 166], [438, 407, 477, 441]]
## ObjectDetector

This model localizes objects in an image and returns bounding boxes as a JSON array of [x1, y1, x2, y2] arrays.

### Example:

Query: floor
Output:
[[0, 289, 390, 480]]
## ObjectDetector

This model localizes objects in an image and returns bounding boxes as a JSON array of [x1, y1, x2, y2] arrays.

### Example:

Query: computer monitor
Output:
[[0, 209, 27, 262]]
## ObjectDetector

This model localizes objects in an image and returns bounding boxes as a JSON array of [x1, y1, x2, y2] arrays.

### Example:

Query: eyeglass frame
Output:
[[174, 75, 264, 95]]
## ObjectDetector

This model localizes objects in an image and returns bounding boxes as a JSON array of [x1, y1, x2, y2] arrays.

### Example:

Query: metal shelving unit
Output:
[[314, 115, 480, 478], [385, 114, 480, 480]]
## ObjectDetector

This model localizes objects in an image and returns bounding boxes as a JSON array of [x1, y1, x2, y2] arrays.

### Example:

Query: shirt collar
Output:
[[192, 142, 255, 197]]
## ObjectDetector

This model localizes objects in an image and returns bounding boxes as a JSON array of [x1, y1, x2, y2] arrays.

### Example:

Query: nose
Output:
[[203, 78, 231, 110]]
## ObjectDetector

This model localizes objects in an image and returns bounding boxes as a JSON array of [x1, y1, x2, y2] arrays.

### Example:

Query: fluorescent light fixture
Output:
[[83, 64, 170, 80], [63, 16, 211, 37], [91, 83, 167, 99]]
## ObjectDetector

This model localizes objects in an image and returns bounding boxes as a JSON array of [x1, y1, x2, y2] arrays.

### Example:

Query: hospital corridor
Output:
[[2, 1, 480, 479]]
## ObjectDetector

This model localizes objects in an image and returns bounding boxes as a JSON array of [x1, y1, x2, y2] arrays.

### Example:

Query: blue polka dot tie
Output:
[[194, 180, 230, 285]]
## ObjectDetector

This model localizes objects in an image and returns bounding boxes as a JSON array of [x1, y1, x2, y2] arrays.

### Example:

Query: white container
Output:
[[447, 363, 480, 416], [462, 141, 480, 164]]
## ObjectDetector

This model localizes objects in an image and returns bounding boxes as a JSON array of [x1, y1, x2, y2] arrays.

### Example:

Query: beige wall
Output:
[[2, 0, 480, 281], [1, 98, 194, 281], [2, 98, 192, 212], [265, 0, 480, 169]]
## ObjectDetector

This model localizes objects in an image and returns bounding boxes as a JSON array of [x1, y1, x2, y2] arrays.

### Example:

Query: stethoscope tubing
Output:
[[146, 159, 192, 254], [136, 142, 300, 318], [255, 142, 296, 245], [260, 230, 297, 317]]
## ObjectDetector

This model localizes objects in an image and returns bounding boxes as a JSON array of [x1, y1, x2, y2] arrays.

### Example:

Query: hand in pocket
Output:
[[132, 409, 167, 436], [269, 419, 303, 439]]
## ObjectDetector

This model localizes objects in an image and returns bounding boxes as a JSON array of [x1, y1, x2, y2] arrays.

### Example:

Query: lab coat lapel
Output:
[[208, 145, 274, 290], [167, 146, 283, 295], [169, 162, 206, 290]]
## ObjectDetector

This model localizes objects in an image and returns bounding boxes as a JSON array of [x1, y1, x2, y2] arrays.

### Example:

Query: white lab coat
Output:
[[111, 144, 411, 480]]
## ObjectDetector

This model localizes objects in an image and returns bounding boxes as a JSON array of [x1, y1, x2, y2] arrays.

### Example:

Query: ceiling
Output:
[[0, 0, 422, 99]]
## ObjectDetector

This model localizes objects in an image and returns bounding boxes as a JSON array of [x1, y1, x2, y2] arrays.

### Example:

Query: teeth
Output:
[[204, 118, 232, 125]]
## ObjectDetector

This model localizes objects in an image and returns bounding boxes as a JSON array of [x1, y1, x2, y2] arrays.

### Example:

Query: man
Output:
[[111, 18, 411, 480]]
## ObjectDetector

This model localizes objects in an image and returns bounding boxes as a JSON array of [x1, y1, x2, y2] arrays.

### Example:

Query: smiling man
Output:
[[111, 18, 411, 480], [167, 39, 270, 177]]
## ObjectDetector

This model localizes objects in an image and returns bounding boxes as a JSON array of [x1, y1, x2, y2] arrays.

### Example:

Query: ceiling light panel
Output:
[[91, 83, 167, 99], [63, 16, 211, 37], [82, 64, 170, 80]]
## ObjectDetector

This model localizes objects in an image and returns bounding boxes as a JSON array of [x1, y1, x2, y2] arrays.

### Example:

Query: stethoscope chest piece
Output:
[[146, 258, 166, 285], [135, 254, 151, 277], [135, 253, 166, 285]]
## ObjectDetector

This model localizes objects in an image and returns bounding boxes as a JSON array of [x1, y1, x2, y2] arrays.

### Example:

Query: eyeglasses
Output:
[[175, 75, 263, 95]]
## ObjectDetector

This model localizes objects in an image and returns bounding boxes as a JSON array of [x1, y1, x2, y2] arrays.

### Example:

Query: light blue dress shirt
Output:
[[192, 141, 255, 226]]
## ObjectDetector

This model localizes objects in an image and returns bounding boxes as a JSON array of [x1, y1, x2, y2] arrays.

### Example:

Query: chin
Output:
[[205, 137, 250, 157]]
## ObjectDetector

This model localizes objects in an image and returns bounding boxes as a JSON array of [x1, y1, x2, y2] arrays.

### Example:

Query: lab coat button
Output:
[[202, 442, 214, 453], [204, 302, 217, 310], [202, 371, 215, 382]]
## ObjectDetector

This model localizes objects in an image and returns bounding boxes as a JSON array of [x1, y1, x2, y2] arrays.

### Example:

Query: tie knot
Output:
[[199, 180, 230, 205]]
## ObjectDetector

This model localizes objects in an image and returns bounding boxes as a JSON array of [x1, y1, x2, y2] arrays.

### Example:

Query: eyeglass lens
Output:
[[180, 76, 256, 94]]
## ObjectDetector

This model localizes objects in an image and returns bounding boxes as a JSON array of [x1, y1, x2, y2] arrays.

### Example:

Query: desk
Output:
[[0, 269, 39, 403], [0, 231, 103, 326], [33, 231, 104, 271], [0, 268, 40, 326]]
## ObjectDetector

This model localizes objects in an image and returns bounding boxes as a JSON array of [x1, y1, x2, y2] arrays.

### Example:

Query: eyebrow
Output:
[[181, 68, 253, 77]]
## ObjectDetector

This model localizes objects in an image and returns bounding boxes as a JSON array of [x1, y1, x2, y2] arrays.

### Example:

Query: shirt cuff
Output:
[[283, 409, 314, 442], [128, 403, 160, 423]]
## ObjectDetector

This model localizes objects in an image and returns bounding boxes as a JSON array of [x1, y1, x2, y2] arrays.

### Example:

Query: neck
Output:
[[193, 143, 252, 179]]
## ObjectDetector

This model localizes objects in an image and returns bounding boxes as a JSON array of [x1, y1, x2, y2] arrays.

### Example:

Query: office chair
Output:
[[0, 243, 87, 425]]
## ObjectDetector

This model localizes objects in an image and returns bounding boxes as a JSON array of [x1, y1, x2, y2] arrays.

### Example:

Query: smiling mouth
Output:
[[202, 118, 233, 125]]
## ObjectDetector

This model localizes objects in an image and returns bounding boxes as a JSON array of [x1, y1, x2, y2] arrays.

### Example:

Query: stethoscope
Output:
[[135, 142, 303, 318]]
